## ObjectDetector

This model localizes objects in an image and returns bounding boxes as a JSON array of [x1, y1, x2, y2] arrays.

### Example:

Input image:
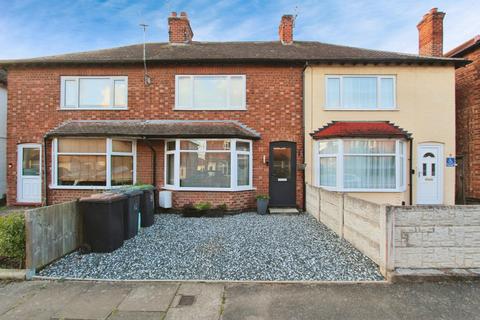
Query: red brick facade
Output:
[[6, 64, 304, 210], [453, 47, 480, 200]]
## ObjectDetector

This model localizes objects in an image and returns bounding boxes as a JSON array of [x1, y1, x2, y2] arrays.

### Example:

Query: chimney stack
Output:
[[168, 11, 193, 44], [417, 8, 445, 56], [279, 15, 294, 45]]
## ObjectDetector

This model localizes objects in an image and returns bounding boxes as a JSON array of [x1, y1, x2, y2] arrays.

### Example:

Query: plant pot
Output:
[[256, 199, 269, 215]]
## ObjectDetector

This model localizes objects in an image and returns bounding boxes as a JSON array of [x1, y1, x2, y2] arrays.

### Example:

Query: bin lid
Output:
[[112, 188, 143, 196], [79, 192, 127, 203]]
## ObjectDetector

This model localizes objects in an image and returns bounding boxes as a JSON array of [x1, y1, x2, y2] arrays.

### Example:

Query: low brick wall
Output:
[[389, 205, 480, 269], [24, 200, 82, 271]]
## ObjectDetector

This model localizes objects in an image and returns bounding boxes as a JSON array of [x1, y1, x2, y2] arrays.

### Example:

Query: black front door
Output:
[[269, 141, 296, 207]]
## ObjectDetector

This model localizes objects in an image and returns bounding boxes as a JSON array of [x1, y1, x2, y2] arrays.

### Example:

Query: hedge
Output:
[[0, 213, 26, 267]]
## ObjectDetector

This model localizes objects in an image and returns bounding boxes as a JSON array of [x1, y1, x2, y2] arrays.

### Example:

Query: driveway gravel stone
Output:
[[39, 213, 383, 281]]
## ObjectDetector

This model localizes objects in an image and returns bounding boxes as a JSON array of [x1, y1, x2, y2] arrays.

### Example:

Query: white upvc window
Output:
[[164, 138, 253, 191], [51, 137, 136, 189], [315, 139, 406, 192], [175, 75, 246, 110], [60, 76, 128, 110], [325, 75, 396, 110]]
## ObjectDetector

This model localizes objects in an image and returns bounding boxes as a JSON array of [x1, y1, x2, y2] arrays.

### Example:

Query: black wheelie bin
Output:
[[112, 187, 142, 239], [79, 192, 126, 253], [134, 185, 155, 227]]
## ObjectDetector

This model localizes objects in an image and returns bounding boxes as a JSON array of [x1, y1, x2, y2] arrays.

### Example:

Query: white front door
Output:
[[417, 144, 443, 205], [17, 144, 42, 203]]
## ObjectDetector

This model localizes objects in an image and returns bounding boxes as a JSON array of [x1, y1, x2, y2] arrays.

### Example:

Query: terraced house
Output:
[[0, 9, 465, 210]]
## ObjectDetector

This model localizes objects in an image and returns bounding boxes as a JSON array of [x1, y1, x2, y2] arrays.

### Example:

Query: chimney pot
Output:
[[279, 14, 294, 45], [417, 7, 445, 56], [168, 11, 193, 44]]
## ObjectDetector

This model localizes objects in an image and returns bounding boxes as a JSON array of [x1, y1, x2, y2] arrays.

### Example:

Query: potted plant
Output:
[[256, 195, 269, 215]]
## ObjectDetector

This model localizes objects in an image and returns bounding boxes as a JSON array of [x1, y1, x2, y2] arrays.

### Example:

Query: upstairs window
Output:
[[175, 75, 246, 110], [60, 76, 128, 109], [325, 75, 396, 110]]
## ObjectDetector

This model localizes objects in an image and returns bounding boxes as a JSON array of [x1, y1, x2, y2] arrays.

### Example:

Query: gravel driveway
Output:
[[39, 213, 383, 281]]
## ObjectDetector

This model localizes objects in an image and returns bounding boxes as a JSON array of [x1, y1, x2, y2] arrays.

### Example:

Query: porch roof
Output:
[[311, 121, 411, 139], [45, 120, 261, 140]]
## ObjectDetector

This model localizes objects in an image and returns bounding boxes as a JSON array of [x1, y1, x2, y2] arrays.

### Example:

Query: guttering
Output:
[[409, 137, 414, 205], [43, 136, 48, 206], [301, 61, 309, 211]]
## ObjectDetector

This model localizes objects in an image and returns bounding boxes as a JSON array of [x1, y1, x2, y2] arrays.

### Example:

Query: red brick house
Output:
[[0, 12, 465, 210], [446, 35, 480, 202]]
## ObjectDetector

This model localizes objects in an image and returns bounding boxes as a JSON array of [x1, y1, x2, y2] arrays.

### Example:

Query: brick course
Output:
[[6, 64, 304, 210], [454, 47, 480, 200]]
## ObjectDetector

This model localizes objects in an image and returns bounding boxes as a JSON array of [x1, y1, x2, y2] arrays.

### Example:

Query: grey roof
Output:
[[0, 41, 467, 67], [0, 69, 6, 85], [45, 120, 261, 140]]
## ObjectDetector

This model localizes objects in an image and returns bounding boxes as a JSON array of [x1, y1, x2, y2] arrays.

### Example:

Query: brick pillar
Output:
[[168, 12, 193, 44], [279, 15, 294, 45]]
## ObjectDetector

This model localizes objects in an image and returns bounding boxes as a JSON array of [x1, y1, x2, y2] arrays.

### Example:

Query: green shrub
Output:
[[255, 194, 270, 200], [0, 213, 26, 264], [216, 204, 228, 211], [194, 202, 212, 211]]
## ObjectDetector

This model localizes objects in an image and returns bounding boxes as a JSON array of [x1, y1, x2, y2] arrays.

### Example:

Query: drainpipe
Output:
[[301, 61, 309, 211], [143, 137, 157, 209], [43, 136, 48, 206], [409, 137, 414, 205]]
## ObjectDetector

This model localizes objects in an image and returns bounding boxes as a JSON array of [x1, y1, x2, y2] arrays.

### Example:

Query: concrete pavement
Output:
[[1, 280, 479, 319]]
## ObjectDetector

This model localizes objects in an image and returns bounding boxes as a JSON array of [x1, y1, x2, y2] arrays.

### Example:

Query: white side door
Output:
[[17, 144, 42, 203], [416, 144, 443, 205]]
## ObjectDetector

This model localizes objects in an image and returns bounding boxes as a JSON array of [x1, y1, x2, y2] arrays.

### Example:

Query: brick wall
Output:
[[454, 47, 480, 200], [6, 64, 304, 210]]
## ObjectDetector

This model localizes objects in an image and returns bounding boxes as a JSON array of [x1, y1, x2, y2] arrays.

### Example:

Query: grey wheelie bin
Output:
[[79, 193, 126, 253], [134, 185, 155, 227], [112, 187, 142, 239]]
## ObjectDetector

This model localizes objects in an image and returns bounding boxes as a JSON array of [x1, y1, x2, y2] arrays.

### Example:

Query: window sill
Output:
[[319, 186, 406, 193], [49, 185, 128, 190], [58, 107, 128, 111], [162, 185, 256, 192], [323, 107, 399, 111], [174, 107, 247, 111]]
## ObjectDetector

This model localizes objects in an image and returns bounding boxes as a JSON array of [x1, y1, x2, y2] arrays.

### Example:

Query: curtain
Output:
[[380, 78, 394, 108], [344, 155, 396, 189], [320, 157, 336, 187], [343, 77, 377, 108]]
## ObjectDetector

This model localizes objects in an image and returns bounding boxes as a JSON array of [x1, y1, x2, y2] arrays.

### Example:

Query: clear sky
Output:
[[0, 0, 478, 59]]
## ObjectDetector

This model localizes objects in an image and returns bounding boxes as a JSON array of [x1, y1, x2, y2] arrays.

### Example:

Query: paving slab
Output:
[[107, 311, 165, 320], [118, 283, 178, 312], [164, 283, 224, 320], [0, 281, 45, 315], [52, 282, 131, 320], [1, 281, 90, 320], [222, 282, 480, 320]]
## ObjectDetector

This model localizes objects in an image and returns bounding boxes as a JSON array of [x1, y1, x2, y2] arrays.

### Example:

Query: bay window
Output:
[[175, 75, 246, 110], [325, 75, 396, 110], [60, 76, 128, 109], [53, 138, 136, 188], [316, 139, 406, 191], [165, 139, 252, 190]]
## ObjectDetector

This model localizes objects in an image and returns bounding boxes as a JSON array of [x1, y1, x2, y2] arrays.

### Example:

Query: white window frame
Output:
[[51, 137, 136, 189], [325, 75, 397, 110], [164, 138, 253, 191], [60, 76, 128, 110], [314, 138, 406, 192], [174, 75, 247, 110]]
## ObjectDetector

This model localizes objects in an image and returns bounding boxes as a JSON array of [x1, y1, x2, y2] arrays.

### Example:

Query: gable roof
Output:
[[45, 120, 261, 140], [311, 121, 411, 140], [0, 41, 467, 67], [445, 35, 480, 58]]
